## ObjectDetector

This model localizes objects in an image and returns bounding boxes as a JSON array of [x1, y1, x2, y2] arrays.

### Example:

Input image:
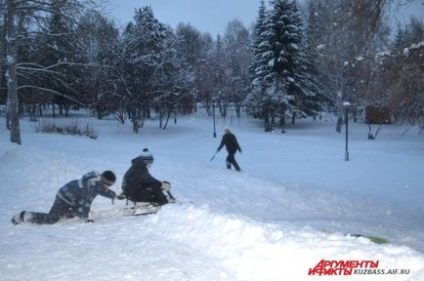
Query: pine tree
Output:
[[118, 6, 190, 132], [247, 0, 314, 131], [246, 0, 272, 130], [119, 6, 169, 132]]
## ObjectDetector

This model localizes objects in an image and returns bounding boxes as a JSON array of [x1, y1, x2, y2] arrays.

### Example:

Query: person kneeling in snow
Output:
[[119, 148, 172, 205], [11, 171, 117, 225]]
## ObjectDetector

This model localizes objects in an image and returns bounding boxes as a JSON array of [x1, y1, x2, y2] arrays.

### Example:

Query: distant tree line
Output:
[[1, 0, 423, 144]]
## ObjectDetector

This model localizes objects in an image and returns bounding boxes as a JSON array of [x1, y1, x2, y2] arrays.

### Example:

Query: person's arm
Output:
[[78, 172, 102, 220], [141, 171, 163, 188], [217, 136, 226, 152], [236, 139, 242, 153], [77, 197, 92, 220], [121, 168, 137, 198], [98, 188, 117, 199]]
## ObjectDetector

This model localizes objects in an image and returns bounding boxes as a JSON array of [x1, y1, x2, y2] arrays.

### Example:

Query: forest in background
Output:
[[0, 0, 423, 144]]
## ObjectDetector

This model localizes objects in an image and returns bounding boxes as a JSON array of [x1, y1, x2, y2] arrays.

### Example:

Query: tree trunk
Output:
[[0, 0, 6, 129], [264, 114, 271, 132], [336, 116, 343, 133], [163, 110, 171, 130], [5, 0, 21, 144]]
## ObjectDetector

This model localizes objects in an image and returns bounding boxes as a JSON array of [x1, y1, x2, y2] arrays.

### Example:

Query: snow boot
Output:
[[11, 211, 32, 225], [11, 211, 25, 225]]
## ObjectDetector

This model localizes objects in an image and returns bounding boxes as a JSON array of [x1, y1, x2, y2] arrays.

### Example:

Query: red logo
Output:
[[308, 259, 379, 276]]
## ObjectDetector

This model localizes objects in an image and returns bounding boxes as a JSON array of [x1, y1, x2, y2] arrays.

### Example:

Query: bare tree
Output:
[[305, 0, 392, 132], [4, 0, 20, 143], [0, 0, 6, 128], [221, 19, 252, 117], [370, 17, 424, 125], [2, 0, 100, 144]]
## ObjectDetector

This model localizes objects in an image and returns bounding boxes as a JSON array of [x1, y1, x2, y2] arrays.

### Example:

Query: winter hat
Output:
[[101, 170, 116, 186], [140, 148, 154, 165]]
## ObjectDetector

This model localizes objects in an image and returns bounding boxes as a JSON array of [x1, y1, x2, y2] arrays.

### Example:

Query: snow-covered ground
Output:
[[1, 109, 423, 281]]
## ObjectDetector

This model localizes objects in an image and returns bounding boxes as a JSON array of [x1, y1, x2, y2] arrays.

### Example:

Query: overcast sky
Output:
[[104, 0, 424, 37], [105, 0, 260, 37], [392, 0, 424, 27]]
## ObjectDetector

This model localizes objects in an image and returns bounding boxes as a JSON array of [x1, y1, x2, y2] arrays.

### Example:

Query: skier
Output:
[[119, 148, 172, 206], [216, 128, 242, 171], [11, 170, 117, 225]]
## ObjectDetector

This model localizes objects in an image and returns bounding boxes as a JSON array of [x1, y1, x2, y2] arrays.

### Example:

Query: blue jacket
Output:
[[57, 171, 116, 219]]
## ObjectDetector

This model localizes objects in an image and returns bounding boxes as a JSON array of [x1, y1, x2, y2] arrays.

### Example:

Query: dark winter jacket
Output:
[[217, 132, 242, 154], [57, 171, 116, 219], [121, 156, 167, 204]]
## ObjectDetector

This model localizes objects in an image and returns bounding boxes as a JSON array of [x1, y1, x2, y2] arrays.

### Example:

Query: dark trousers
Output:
[[130, 187, 168, 206], [27, 197, 77, 224], [226, 152, 241, 171]]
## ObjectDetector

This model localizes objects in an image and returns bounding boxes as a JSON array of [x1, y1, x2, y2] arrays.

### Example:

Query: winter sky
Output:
[[105, 0, 260, 36], [105, 0, 424, 37]]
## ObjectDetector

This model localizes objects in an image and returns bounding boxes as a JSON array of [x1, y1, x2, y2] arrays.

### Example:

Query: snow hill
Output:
[[0, 110, 423, 281]]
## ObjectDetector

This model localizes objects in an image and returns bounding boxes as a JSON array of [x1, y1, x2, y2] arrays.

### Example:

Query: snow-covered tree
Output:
[[75, 10, 120, 119], [219, 19, 252, 117], [118, 7, 167, 132], [117, 6, 192, 133], [246, 0, 272, 130], [174, 23, 204, 114], [204, 35, 227, 116], [192, 33, 218, 114], [150, 30, 193, 129], [247, 0, 315, 131]]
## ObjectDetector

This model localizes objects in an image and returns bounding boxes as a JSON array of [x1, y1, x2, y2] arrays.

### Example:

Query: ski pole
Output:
[[210, 151, 217, 161]]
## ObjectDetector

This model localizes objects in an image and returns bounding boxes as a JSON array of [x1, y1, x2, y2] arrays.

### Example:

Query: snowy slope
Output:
[[0, 111, 423, 281]]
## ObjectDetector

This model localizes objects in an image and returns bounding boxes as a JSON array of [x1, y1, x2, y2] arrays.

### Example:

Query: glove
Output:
[[161, 181, 171, 192], [117, 194, 126, 200]]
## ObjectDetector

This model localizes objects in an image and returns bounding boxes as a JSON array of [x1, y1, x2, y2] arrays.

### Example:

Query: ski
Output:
[[323, 229, 389, 244]]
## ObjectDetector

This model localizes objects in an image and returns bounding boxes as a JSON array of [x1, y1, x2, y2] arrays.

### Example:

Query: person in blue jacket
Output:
[[11, 170, 117, 225]]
